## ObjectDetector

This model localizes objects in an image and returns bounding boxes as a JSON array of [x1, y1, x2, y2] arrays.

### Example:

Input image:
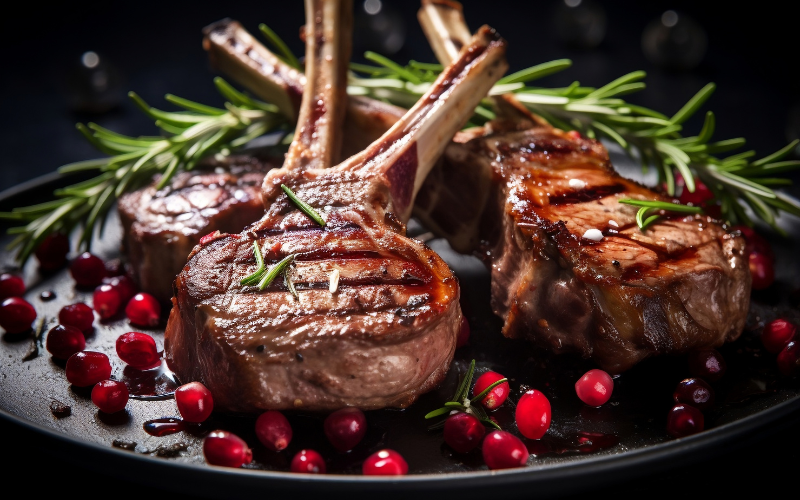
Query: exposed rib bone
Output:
[[202, 19, 405, 161], [283, 0, 352, 173], [324, 26, 507, 219], [418, 0, 472, 63]]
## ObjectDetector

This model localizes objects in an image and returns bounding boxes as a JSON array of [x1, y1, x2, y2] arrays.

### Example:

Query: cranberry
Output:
[[103, 275, 137, 304], [678, 178, 714, 206], [762, 319, 796, 354], [324, 407, 367, 452], [35, 232, 70, 271], [456, 316, 470, 348], [174, 381, 214, 422], [0, 297, 37, 334], [0, 274, 25, 300], [688, 349, 726, 382], [777, 341, 800, 376], [70, 252, 106, 288], [116, 332, 160, 369], [203, 430, 252, 468], [45, 325, 85, 359], [291, 449, 326, 474], [472, 371, 509, 410], [93, 284, 121, 320], [91, 379, 129, 413], [515, 389, 552, 440], [65, 351, 112, 387], [104, 259, 124, 278], [482, 430, 529, 470], [58, 303, 94, 333], [255, 411, 293, 452], [125, 293, 161, 327], [362, 449, 408, 476], [575, 369, 614, 406], [673, 378, 714, 410], [749, 252, 775, 290], [666, 404, 704, 438], [735, 225, 773, 257], [443, 412, 485, 453]]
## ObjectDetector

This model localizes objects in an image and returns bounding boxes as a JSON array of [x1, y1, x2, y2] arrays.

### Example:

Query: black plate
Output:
[[2, 172, 800, 499]]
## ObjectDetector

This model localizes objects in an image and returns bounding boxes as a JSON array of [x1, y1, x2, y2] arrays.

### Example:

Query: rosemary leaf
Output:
[[258, 254, 296, 290], [281, 184, 326, 226]]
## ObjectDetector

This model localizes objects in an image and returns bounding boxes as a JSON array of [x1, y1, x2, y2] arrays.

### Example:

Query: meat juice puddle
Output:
[[120, 361, 180, 401]]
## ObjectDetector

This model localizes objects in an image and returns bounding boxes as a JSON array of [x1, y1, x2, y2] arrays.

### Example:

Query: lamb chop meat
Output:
[[118, 154, 278, 303], [412, 0, 751, 373], [165, 0, 508, 412]]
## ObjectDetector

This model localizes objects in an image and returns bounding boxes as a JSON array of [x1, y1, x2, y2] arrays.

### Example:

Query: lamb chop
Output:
[[118, 155, 278, 303], [412, 0, 751, 373], [164, 0, 508, 412]]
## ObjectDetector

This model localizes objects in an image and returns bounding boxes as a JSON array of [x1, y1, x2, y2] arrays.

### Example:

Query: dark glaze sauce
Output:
[[122, 362, 180, 401], [143, 417, 185, 437]]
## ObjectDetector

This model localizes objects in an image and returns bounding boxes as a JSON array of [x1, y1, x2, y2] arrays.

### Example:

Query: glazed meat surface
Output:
[[118, 155, 276, 303], [165, 0, 508, 411]]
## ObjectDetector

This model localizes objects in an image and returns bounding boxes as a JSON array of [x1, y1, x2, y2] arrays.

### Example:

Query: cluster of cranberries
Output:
[[200, 402, 406, 475], [664, 348, 728, 438], [762, 319, 799, 376]]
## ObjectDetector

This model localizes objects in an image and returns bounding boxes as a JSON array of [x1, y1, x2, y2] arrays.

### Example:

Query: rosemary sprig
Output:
[[281, 184, 326, 226], [0, 77, 288, 264], [425, 360, 505, 431], [349, 57, 800, 232], [240, 242, 296, 291], [619, 199, 703, 230]]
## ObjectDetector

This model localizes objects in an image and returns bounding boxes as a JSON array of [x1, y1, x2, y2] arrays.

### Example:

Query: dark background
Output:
[[2, 0, 800, 498]]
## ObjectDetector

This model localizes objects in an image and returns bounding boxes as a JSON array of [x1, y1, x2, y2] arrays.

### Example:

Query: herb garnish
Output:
[[281, 184, 326, 227], [240, 241, 296, 291], [618, 199, 703, 230], [425, 360, 505, 430]]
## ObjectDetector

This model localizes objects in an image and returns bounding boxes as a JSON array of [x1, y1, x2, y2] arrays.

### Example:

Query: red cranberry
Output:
[[456, 316, 470, 348], [443, 412, 485, 453], [103, 275, 137, 304], [678, 178, 714, 206], [362, 449, 408, 476], [70, 252, 106, 288], [45, 325, 85, 360], [673, 378, 714, 410], [0, 274, 25, 300], [58, 303, 94, 333], [688, 349, 726, 382], [777, 341, 800, 376], [482, 430, 529, 470], [65, 351, 112, 387], [255, 411, 293, 452], [666, 404, 704, 438], [749, 252, 775, 290], [291, 449, 326, 474], [93, 284, 121, 320], [125, 293, 161, 327], [91, 379, 129, 413], [515, 389, 552, 439], [473, 371, 509, 410], [35, 232, 70, 271], [324, 407, 367, 452], [116, 332, 160, 369], [0, 297, 37, 334], [575, 369, 614, 406], [174, 381, 214, 422], [203, 430, 252, 468], [762, 319, 797, 354]]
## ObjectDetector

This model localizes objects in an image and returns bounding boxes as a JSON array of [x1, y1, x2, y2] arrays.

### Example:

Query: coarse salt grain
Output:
[[608, 220, 619, 227], [568, 178, 586, 189], [329, 269, 340, 293], [583, 229, 604, 241]]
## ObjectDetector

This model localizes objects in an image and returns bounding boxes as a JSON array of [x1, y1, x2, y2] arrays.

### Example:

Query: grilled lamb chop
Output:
[[165, 0, 508, 412], [118, 155, 277, 303], [412, 0, 751, 373]]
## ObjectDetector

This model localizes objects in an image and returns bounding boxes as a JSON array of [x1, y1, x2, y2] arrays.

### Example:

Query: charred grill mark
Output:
[[251, 222, 363, 239]]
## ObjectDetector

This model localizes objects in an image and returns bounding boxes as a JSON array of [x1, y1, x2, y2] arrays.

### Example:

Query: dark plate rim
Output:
[[2, 172, 799, 494]]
